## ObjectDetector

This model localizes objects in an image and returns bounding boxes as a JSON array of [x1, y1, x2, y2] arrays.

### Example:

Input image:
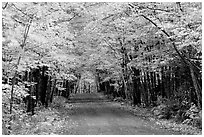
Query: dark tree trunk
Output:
[[143, 71, 149, 106], [95, 71, 100, 92], [66, 80, 70, 98], [32, 68, 40, 106], [189, 66, 202, 109], [156, 73, 162, 96], [151, 71, 157, 103], [132, 68, 141, 105], [50, 78, 56, 103], [161, 67, 166, 98], [40, 66, 48, 106], [45, 76, 51, 108], [146, 71, 151, 105]]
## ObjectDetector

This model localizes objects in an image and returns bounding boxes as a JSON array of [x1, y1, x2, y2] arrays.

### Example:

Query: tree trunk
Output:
[[45, 76, 51, 108], [146, 71, 151, 105], [161, 67, 166, 98], [121, 73, 128, 99], [9, 18, 32, 114], [143, 71, 149, 106], [189, 66, 202, 109], [132, 68, 141, 106], [40, 66, 48, 106]]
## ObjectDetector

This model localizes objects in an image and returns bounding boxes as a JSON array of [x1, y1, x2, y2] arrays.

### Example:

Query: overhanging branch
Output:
[[2, 2, 8, 9], [139, 14, 201, 72]]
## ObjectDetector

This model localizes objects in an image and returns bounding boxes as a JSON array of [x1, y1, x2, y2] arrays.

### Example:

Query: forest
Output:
[[2, 2, 202, 135]]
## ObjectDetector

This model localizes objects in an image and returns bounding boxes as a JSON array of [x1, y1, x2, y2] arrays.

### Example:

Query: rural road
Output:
[[63, 92, 181, 135]]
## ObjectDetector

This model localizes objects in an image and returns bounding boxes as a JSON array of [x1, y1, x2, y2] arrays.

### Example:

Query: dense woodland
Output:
[[2, 2, 202, 134]]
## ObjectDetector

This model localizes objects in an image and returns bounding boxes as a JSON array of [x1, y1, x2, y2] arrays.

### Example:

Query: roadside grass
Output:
[[5, 96, 77, 135], [110, 96, 202, 135]]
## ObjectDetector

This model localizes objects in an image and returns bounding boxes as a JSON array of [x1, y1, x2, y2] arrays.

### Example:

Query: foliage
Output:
[[2, 2, 202, 79], [152, 96, 202, 129], [10, 105, 75, 135], [2, 84, 29, 134]]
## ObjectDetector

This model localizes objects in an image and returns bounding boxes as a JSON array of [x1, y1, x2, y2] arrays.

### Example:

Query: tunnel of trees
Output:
[[2, 2, 202, 134]]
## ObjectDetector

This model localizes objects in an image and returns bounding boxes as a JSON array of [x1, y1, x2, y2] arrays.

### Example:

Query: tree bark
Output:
[[189, 66, 202, 109], [51, 78, 56, 102]]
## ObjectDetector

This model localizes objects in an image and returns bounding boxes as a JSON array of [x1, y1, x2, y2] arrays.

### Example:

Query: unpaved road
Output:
[[63, 92, 181, 135]]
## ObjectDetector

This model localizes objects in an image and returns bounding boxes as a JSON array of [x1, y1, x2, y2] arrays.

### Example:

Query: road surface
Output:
[[62, 92, 181, 135]]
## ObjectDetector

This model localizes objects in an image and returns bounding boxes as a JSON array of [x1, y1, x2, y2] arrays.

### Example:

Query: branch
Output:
[[176, 2, 183, 12], [103, 38, 120, 59], [55, 14, 76, 24], [140, 14, 201, 72], [23, 18, 33, 45], [128, 4, 201, 72], [11, 3, 33, 19], [11, 16, 26, 25], [190, 58, 202, 61], [10, 17, 33, 115], [102, 14, 114, 21], [2, 2, 8, 9], [128, 3, 171, 13], [145, 6, 171, 12]]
